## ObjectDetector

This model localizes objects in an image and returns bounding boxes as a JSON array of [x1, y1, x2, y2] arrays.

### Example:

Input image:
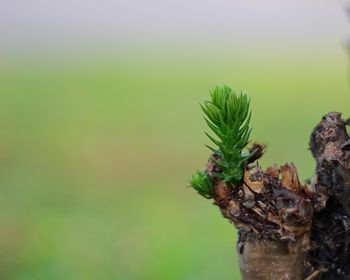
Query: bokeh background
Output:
[[0, 0, 349, 279]]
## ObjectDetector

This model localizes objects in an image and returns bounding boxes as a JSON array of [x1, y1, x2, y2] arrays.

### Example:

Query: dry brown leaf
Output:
[[265, 165, 280, 178], [280, 163, 301, 194]]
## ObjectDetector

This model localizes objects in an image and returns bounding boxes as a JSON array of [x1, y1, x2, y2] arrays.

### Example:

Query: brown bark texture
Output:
[[204, 112, 350, 280]]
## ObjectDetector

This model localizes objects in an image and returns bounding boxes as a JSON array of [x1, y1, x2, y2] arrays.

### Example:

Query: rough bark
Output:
[[207, 159, 313, 279], [203, 112, 350, 279], [308, 112, 350, 279]]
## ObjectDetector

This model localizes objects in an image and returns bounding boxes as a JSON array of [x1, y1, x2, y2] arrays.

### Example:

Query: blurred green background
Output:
[[0, 1, 349, 279]]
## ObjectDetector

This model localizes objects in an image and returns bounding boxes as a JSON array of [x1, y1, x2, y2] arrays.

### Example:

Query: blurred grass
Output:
[[0, 48, 349, 279]]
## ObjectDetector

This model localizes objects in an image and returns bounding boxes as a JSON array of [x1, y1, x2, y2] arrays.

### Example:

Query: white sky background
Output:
[[0, 0, 349, 54]]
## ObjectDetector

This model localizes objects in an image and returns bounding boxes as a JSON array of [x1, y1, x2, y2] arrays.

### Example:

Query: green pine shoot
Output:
[[190, 84, 253, 195], [190, 170, 213, 198]]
